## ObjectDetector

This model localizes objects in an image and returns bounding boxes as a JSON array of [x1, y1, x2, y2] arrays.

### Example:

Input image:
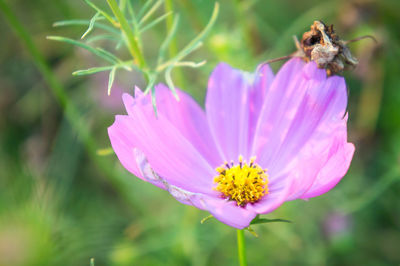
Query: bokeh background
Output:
[[1, 0, 400, 265]]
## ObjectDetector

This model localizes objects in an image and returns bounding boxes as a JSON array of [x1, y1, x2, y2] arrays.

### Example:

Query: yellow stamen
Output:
[[213, 156, 268, 206]]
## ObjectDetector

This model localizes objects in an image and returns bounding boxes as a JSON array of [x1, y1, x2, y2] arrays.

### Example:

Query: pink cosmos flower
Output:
[[108, 58, 355, 229]]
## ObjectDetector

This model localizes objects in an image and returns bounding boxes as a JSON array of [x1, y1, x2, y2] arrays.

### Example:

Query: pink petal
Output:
[[251, 60, 352, 206], [301, 119, 355, 198], [155, 84, 222, 167], [282, 148, 328, 201], [245, 172, 292, 214], [133, 148, 215, 208], [195, 196, 258, 229], [108, 94, 216, 195], [249, 64, 274, 147], [107, 118, 145, 182], [122, 86, 221, 167], [302, 143, 354, 198], [271, 74, 347, 169], [255, 61, 347, 169], [206, 63, 273, 161], [273, 113, 353, 201], [252, 58, 307, 162]]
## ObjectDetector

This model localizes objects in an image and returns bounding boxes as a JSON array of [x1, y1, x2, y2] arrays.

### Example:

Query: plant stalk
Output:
[[237, 229, 248, 266], [106, 0, 147, 70], [164, 0, 185, 89]]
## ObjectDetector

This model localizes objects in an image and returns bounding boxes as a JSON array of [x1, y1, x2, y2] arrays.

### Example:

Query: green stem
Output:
[[106, 0, 147, 70], [157, 2, 219, 72], [237, 229, 247, 266], [164, 0, 185, 89]]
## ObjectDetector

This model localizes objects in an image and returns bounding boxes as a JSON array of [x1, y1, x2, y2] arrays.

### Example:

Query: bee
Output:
[[265, 20, 376, 76]]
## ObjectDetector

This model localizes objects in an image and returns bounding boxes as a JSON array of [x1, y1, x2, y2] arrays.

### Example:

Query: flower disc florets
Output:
[[214, 156, 268, 206]]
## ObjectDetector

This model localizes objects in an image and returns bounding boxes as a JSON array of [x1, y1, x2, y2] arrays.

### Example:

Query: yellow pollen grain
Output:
[[213, 156, 268, 206]]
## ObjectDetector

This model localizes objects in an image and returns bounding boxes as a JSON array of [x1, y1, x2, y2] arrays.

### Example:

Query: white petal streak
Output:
[[133, 148, 199, 205]]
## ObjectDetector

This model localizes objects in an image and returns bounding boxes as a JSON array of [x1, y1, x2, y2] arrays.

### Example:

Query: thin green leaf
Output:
[[137, 0, 154, 19], [96, 47, 124, 64], [173, 2, 219, 61], [84, 0, 119, 27], [164, 0, 185, 89], [53, 19, 119, 35], [157, 2, 219, 71], [139, 0, 163, 25], [173, 60, 206, 68], [151, 81, 158, 116], [175, 41, 203, 60], [90, 258, 95, 266], [157, 14, 179, 64], [139, 11, 171, 33], [86, 34, 118, 43], [200, 215, 214, 224], [47, 36, 117, 64], [250, 216, 292, 225], [144, 73, 157, 94], [106, 0, 147, 69], [143, 73, 157, 114], [73, 59, 134, 76], [72, 66, 115, 76], [126, 0, 138, 29], [81, 12, 100, 39], [157, 41, 203, 71], [245, 226, 259, 237], [115, 39, 123, 50], [108, 67, 117, 95], [165, 66, 179, 100]]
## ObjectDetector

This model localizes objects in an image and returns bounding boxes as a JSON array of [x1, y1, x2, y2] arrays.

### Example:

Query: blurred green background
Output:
[[1, 0, 400, 265]]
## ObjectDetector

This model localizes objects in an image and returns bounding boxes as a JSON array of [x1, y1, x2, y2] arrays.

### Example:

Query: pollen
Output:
[[213, 156, 268, 207]]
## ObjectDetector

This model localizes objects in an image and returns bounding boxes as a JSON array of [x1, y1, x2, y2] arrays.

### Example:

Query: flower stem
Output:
[[237, 229, 248, 266], [106, 0, 147, 70], [164, 0, 185, 89]]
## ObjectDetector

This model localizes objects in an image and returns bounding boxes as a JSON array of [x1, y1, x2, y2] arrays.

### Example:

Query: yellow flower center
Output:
[[213, 156, 268, 206]]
